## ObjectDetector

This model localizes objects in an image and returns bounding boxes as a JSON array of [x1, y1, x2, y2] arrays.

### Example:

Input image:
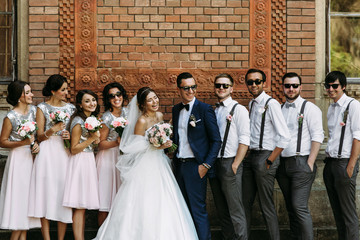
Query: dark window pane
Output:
[[0, 0, 13, 79], [331, 0, 360, 13], [330, 17, 360, 77]]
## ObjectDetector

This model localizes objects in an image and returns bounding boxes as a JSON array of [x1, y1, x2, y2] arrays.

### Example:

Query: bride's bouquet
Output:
[[17, 120, 38, 149], [110, 117, 129, 137], [84, 116, 102, 132], [49, 110, 71, 148], [147, 122, 177, 152]]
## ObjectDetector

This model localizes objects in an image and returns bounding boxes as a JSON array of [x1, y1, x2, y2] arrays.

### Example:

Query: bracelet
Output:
[[44, 131, 49, 139], [202, 163, 211, 170]]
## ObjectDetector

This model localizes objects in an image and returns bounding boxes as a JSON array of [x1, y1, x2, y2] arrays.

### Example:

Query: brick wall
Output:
[[97, 0, 250, 71], [27, 0, 317, 109], [287, 0, 316, 100], [29, 0, 60, 103]]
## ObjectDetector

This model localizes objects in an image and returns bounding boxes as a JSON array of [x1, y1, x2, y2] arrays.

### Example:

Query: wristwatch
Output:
[[266, 159, 273, 165]]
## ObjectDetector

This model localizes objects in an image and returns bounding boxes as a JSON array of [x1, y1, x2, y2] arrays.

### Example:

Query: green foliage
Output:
[[331, 41, 360, 77]]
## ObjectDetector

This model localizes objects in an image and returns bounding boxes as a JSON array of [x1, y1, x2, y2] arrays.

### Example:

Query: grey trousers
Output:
[[276, 155, 316, 240], [211, 158, 247, 240], [323, 157, 359, 240], [242, 150, 280, 240]]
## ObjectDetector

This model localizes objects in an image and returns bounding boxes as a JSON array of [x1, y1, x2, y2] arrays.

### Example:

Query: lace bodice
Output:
[[37, 102, 76, 136], [101, 108, 128, 142], [6, 105, 37, 142], [70, 116, 96, 152]]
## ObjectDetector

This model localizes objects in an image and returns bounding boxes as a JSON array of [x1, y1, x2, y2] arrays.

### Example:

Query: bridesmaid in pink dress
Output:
[[63, 90, 100, 240], [96, 82, 128, 226], [0, 81, 41, 239], [28, 75, 75, 240]]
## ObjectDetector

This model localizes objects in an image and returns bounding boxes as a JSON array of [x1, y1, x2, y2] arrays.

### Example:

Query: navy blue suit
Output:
[[172, 98, 221, 240]]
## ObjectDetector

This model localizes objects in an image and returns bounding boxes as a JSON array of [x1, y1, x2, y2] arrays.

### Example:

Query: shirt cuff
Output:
[[311, 134, 324, 144], [238, 136, 250, 146], [352, 130, 360, 141], [276, 139, 290, 149]]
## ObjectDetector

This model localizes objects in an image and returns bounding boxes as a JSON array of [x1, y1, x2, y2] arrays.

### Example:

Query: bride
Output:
[[93, 87, 198, 240]]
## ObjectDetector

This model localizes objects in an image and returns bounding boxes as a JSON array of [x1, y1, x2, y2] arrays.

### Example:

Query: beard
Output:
[[285, 92, 300, 101]]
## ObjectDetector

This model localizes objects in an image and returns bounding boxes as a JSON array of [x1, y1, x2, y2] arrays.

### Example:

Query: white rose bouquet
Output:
[[147, 122, 177, 152], [110, 117, 129, 137], [84, 116, 102, 132]]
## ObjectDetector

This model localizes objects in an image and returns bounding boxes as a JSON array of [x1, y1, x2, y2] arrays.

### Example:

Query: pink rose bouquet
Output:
[[110, 117, 129, 137], [16, 120, 38, 150], [49, 110, 71, 148], [147, 122, 177, 152], [84, 116, 102, 132]]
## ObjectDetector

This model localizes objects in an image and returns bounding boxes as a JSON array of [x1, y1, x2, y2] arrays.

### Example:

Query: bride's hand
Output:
[[159, 140, 173, 150]]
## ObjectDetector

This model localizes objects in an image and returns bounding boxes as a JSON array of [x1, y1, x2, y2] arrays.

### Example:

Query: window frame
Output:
[[327, 2, 360, 83], [0, 0, 17, 84]]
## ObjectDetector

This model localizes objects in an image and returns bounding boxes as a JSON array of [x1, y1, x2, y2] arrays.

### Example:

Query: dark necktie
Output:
[[215, 102, 224, 108], [181, 104, 190, 111]]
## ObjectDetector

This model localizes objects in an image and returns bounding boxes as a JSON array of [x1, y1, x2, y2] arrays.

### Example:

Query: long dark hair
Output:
[[6, 80, 28, 106], [102, 82, 128, 112], [42, 74, 67, 97], [136, 87, 157, 112], [70, 90, 100, 124]]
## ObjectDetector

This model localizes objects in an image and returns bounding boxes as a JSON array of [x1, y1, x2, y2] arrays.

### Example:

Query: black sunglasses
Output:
[[284, 84, 300, 89], [215, 83, 232, 89], [324, 83, 340, 89], [179, 85, 197, 91], [109, 91, 122, 99], [246, 79, 264, 86]]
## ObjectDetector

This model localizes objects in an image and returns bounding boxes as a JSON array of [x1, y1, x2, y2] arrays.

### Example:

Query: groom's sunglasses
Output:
[[179, 85, 197, 91], [284, 84, 300, 89], [215, 83, 232, 89], [109, 91, 122, 99]]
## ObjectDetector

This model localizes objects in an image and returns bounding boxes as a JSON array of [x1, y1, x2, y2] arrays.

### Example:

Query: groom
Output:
[[172, 72, 222, 240]]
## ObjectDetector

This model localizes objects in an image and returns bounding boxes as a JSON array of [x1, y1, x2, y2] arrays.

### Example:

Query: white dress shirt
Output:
[[248, 91, 290, 151], [177, 97, 196, 158], [281, 96, 324, 157], [326, 93, 360, 158], [215, 97, 250, 158]]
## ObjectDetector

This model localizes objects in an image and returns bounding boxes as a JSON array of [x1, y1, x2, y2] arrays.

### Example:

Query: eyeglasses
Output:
[[109, 91, 122, 99], [246, 79, 264, 86], [284, 84, 300, 89], [324, 83, 340, 89], [179, 85, 197, 91], [215, 83, 232, 89]]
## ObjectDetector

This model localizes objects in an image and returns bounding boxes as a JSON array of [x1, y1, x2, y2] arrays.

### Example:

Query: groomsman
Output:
[[323, 71, 360, 240], [276, 72, 324, 239], [172, 72, 222, 240], [212, 73, 250, 240], [242, 68, 290, 240]]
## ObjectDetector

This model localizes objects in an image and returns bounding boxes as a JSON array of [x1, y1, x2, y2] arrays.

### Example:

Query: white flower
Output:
[[258, 107, 265, 114], [189, 121, 196, 127]]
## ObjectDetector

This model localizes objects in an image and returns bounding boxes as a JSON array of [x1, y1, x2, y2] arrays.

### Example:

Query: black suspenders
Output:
[[259, 98, 273, 149], [219, 103, 238, 160], [338, 100, 354, 158]]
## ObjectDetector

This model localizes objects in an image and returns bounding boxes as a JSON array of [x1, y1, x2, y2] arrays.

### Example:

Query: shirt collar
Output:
[[334, 93, 347, 107], [253, 91, 267, 104], [222, 97, 233, 107]]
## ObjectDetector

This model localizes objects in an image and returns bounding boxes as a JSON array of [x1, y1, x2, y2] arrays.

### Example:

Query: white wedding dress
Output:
[[94, 98, 198, 240]]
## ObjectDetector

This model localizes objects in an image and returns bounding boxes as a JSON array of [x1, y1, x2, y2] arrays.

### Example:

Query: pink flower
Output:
[[226, 115, 232, 122], [340, 122, 346, 126]]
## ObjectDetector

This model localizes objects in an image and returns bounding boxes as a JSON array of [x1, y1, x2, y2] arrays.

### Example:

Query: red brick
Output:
[[159, 23, 173, 29], [288, 39, 301, 46], [227, 16, 242, 22], [301, 54, 315, 60], [30, 0, 58, 6], [29, 45, 58, 52], [104, 61, 121, 68], [166, 30, 181, 37], [113, 7, 128, 14], [159, 38, 173, 45], [144, 7, 158, 14], [167, 61, 181, 68], [144, 38, 159, 45], [128, 53, 143, 60], [29, 15, 58, 22], [143, 53, 159, 60], [151, 46, 166, 52], [45, 53, 59, 60], [29, 22, 44, 29], [44, 7, 58, 14], [197, 46, 211, 52], [44, 38, 58, 44], [113, 37, 128, 44], [189, 53, 204, 61], [151, 0, 165, 6], [159, 53, 174, 61], [227, 31, 242, 38], [174, 23, 189, 30], [104, 15, 119, 22], [287, 61, 315, 68], [120, 30, 135, 37], [212, 31, 226, 38], [302, 39, 315, 46], [220, 8, 234, 15], [189, 38, 204, 45], [135, 30, 150, 37], [128, 7, 143, 14], [129, 22, 144, 29], [29, 60, 59, 68], [205, 53, 219, 60], [174, 8, 189, 15], [204, 8, 219, 15], [166, 15, 180, 22], [288, 32, 315, 39], [287, 24, 301, 31], [227, 0, 241, 7], [135, 15, 150, 22], [227, 61, 241, 68], [227, 46, 241, 52], [151, 15, 165, 22], [113, 53, 128, 60], [45, 68, 59, 75], [302, 24, 315, 31], [129, 38, 144, 45], [104, 30, 119, 37], [113, 22, 128, 29], [151, 30, 165, 37], [189, 8, 204, 14], [159, 7, 174, 14], [220, 39, 234, 45], [120, 0, 135, 6], [181, 62, 196, 68], [120, 46, 136, 52], [121, 61, 136, 68], [182, 31, 195, 38], [29, 53, 44, 60], [167, 0, 180, 6], [212, 61, 226, 68], [105, 45, 120, 52], [287, 16, 315, 24], [287, 1, 315, 9], [174, 53, 189, 61], [151, 61, 166, 69], [204, 23, 219, 30], [189, 23, 204, 30], [119, 15, 134, 22], [287, 54, 301, 61], [220, 23, 234, 30], [234, 53, 248, 61], [204, 39, 219, 45], [174, 38, 189, 45], [287, 9, 301, 15], [29, 7, 44, 14], [98, 7, 113, 14], [181, 15, 196, 22], [144, 23, 159, 29], [212, 46, 226, 52], [182, 0, 195, 7], [136, 61, 151, 68]]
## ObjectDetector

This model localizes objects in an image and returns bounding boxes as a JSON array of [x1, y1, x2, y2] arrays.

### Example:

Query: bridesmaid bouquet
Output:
[[110, 117, 129, 137], [49, 110, 71, 148], [147, 122, 177, 152], [16, 120, 38, 150], [84, 116, 102, 132]]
